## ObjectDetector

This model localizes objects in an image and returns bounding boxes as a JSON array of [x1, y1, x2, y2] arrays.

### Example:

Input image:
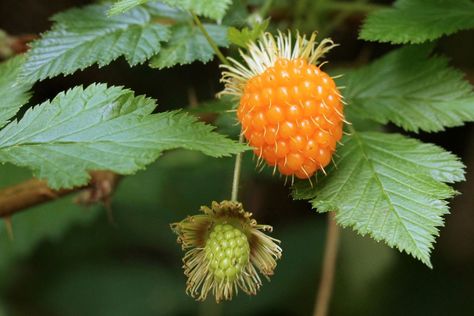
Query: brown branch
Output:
[[313, 212, 340, 316], [0, 171, 121, 218], [0, 30, 37, 59]]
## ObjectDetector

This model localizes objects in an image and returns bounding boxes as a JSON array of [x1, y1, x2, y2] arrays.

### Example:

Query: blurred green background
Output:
[[1, 0, 473, 315]]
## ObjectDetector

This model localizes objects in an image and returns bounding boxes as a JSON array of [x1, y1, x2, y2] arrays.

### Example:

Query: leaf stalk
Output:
[[191, 13, 230, 66]]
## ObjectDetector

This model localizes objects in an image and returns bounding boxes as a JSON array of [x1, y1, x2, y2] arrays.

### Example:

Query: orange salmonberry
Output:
[[221, 32, 345, 180], [237, 58, 343, 179]]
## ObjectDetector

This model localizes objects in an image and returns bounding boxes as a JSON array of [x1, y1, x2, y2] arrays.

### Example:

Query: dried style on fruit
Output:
[[170, 200, 282, 302], [221, 32, 345, 180]]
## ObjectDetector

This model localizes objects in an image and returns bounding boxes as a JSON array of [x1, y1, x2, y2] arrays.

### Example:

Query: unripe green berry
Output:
[[171, 200, 282, 302], [205, 223, 250, 281]]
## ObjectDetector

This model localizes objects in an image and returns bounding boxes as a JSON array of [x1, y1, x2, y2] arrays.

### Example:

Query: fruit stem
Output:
[[231, 133, 245, 201], [192, 12, 243, 202], [192, 13, 230, 66], [313, 212, 340, 316]]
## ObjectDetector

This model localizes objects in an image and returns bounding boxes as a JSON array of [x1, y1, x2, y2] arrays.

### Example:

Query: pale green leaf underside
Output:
[[160, 0, 233, 21], [343, 46, 474, 132], [108, 0, 149, 16], [0, 84, 246, 189], [360, 0, 474, 44], [293, 131, 465, 267], [21, 4, 170, 82], [0, 56, 32, 128], [149, 23, 228, 69]]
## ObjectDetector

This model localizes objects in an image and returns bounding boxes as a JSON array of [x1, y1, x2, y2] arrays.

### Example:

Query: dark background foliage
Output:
[[0, 0, 473, 315]]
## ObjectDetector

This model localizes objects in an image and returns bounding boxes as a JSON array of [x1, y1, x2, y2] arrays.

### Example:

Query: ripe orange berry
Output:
[[238, 57, 344, 178], [221, 32, 343, 179]]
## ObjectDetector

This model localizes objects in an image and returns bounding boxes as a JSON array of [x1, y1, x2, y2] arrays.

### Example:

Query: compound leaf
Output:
[[21, 4, 170, 82], [360, 0, 474, 44], [343, 46, 474, 133], [293, 131, 465, 267], [0, 84, 246, 189]]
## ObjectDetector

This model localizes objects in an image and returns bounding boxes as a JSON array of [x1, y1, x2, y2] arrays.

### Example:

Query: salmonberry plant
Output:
[[1, 0, 474, 315]]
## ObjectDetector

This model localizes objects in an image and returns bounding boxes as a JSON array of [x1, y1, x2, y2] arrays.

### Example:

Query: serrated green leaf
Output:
[[143, 1, 191, 21], [360, 0, 474, 44], [0, 56, 32, 128], [160, 0, 233, 21], [108, 0, 149, 16], [21, 4, 170, 82], [293, 131, 465, 267], [221, 0, 249, 26], [343, 46, 474, 132], [110, 0, 232, 21], [228, 19, 269, 48], [110, 0, 191, 21], [149, 23, 228, 69], [0, 84, 247, 189]]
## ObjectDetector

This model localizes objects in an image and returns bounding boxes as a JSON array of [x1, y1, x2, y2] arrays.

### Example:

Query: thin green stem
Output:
[[231, 133, 245, 201], [192, 13, 230, 66], [319, 1, 386, 12], [313, 212, 340, 316], [260, 0, 274, 18], [191, 12, 243, 313], [191, 13, 243, 202]]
